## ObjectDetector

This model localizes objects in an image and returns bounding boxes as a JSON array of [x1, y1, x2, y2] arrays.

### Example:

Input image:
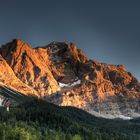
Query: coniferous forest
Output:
[[0, 99, 140, 140]]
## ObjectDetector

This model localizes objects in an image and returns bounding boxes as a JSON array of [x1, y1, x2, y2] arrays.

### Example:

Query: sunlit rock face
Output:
[[0, 53, 37, 96], [0, 38, 140, 119], [0, 39, 60, 96]]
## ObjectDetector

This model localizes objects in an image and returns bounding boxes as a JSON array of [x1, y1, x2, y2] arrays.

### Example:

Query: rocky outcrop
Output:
[[43, 42, 140, 119], [0, 39, 60, 96], [0, 54, 37, 96], [0, 38, 140, 119]]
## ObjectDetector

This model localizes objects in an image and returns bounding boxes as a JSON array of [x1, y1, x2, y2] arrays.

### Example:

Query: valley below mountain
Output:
[[0, 99, 140, 140]]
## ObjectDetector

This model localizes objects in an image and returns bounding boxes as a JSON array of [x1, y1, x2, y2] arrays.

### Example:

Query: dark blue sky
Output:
[[0, 0, 140, 79]]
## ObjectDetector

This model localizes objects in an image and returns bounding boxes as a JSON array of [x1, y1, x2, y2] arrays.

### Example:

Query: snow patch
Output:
[[71, 80, 81, 86], [59, 80, 81, 88], [59, 83, 70, 88]]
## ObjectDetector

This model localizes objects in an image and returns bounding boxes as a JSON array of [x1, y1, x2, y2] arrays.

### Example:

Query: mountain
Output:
[[0, 38, 140, 119]]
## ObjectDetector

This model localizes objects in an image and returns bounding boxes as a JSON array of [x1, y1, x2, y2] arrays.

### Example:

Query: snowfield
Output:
[[59, 80, 81, 88]]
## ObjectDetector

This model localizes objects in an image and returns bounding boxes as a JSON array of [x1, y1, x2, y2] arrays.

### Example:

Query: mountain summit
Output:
[[0, 39, 140, 119]]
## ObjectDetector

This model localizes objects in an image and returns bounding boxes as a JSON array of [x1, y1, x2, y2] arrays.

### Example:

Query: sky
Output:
[[0, 0, 140, 79]]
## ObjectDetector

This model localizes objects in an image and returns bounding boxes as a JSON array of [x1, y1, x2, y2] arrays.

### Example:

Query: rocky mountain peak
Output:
[[45, 41, 89, 63], [0, 39, 60, 96], [0, 38, 31, 67], [0, 39, 139, 119]]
